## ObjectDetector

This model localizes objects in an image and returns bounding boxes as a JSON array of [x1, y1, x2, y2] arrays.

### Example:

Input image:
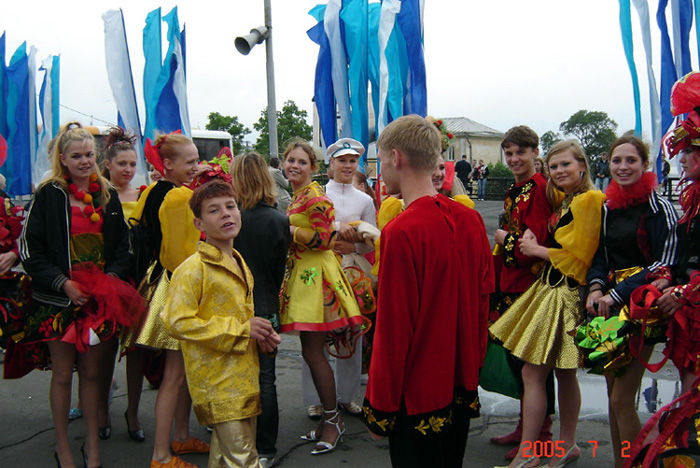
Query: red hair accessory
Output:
[[187, 147, 233, 189], [144, 130, 182, 177]]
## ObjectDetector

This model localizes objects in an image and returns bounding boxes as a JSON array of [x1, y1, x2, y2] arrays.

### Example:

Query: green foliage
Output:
[[558, 110, 618, 158], [205, 112, 251, 155], [253, 100, 313, 157], [540, 130, 562, 156], [488, 161, 513, 177]]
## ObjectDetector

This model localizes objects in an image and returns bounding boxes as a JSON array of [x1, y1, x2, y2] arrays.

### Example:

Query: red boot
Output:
[[490, 414, 522, 446], [504, 415, 553, 460]]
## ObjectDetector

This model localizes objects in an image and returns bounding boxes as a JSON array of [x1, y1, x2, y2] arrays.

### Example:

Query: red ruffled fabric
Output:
[[678, 179, 700, 225], [71, 263, 145, 328], [605, 171, 657, 210]]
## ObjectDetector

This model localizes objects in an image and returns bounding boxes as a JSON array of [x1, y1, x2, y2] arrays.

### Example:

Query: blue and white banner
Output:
[[103, 9, 146, 178], [36, 54, 60, 186]]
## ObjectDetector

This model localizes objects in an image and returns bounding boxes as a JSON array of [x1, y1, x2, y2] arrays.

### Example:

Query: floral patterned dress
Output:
[[279, 181, 363, 333], [24, 207, 117, 368]]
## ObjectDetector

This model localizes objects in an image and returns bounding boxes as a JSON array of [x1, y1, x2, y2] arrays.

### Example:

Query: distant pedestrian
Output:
[[269, 157, 291, 213], [475, 159, 489, 200], [455, 155, 472, 195], [595, 152, 611, 191]]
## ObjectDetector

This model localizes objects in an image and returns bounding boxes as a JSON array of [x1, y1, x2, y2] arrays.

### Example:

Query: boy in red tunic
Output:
[[361, 115, 494, 467], [489, 126, 555, 459]]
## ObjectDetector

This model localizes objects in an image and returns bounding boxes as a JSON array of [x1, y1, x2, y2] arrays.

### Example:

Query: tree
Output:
[[205, 112, 251, 154], [253, 100, 313, 157], [540, 130, 562, 156], [559, 110, 618, 159]]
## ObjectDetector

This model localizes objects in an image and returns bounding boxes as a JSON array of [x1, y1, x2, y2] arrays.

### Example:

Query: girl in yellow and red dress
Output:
[[490, 140, 605, 468], [278, 139, 363, 456], [102, 126, 147, 444], [20, 122, 136, 468]]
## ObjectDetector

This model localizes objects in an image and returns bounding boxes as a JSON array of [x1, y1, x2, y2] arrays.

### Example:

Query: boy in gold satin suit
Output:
[[161, 180, 281, 468]]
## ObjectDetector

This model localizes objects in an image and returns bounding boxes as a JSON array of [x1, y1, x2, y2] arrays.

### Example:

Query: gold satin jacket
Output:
[[161, 242, 261, 425]]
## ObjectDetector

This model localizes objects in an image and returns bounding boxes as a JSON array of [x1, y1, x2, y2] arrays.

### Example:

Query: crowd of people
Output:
[[0, 78, 699, 468]]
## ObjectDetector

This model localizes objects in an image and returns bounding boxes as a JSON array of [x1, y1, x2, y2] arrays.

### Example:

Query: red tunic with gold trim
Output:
[[362, 195, 494, 436], [491, 173, 551, 320]]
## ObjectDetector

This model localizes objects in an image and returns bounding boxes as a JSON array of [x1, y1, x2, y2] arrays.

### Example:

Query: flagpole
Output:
[[264, 0, 278, 158]]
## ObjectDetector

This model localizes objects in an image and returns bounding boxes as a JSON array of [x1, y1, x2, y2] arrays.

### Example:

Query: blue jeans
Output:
[[478, 178, 487, 200], [256, 352, 278, 457]]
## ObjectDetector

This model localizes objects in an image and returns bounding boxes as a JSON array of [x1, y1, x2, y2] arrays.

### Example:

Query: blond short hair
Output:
[[377, 115, 440, 173]]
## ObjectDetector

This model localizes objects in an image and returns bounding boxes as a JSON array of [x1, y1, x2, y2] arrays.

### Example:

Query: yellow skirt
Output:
[[490, 264, 584, 369], [121, 262, 180, 351]]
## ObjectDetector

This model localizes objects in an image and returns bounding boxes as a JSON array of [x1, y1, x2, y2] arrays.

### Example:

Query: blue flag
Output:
[[396, 0, 427, 117], [341, 0, 370, 152], [4, 42, 34, 196], [308, 5, 338, 151], [143, 8, 162, 141]]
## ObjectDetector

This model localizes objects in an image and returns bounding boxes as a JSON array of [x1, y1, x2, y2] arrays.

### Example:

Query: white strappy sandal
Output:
[[304, 407, 345, 455]]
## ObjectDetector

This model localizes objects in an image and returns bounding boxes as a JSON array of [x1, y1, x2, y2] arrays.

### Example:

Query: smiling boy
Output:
[[160, 179, 280, 468], [489, 126, 554, 460]]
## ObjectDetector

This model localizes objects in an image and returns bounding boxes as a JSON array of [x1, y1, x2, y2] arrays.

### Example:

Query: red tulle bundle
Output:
[[605, 171, 657, 210], [71, 262, 146, 328]]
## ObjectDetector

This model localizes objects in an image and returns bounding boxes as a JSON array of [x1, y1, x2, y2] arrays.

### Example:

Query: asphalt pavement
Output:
[[0, 200, 683, 468]]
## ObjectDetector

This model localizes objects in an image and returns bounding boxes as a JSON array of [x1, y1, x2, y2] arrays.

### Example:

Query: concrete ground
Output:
[[0, 200, 684, 467]]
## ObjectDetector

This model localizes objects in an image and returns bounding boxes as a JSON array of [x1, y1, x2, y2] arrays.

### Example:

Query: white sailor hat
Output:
[[326, 138, 365, 160]]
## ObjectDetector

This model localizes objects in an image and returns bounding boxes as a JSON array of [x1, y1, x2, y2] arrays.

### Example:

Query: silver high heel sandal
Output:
[[307, 407, 345, 455]]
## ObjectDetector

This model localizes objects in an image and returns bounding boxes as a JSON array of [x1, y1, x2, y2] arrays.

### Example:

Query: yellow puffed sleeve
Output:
[[371, 196, 405, 276], [548, 190, 605, 285], [453, 194, 476, 209], [159, 186, 200, 272]]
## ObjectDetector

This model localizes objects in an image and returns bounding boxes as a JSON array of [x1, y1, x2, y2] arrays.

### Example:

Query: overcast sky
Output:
[[4, 0, 696, 146]]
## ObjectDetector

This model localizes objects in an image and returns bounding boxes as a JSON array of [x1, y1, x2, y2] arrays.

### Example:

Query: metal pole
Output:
[[264, 0, 278, 158]]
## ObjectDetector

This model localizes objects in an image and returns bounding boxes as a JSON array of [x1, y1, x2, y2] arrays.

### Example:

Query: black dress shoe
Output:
[[80, 444, 102, 468], [98, 425, 111, 440], [81, 444, 103, 468], [124, 410, 145, 442]]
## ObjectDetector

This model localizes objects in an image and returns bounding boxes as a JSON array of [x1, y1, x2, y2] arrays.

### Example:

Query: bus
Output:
[[85, 126, 233, 162]]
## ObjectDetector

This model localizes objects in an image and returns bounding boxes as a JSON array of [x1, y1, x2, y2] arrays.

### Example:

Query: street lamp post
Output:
[[235, 0, 278, 158]]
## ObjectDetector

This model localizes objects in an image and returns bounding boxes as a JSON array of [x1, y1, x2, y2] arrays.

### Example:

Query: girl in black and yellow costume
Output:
[[490, 140, 605, 468], [20, 123, 134, 468], [584, 136, 678, 468], [123, 131, 209, 468]]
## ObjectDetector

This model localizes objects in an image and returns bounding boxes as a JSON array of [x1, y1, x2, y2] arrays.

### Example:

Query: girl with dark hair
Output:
[[102, 126, 146, 444], [584, 136, 677, 467]]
